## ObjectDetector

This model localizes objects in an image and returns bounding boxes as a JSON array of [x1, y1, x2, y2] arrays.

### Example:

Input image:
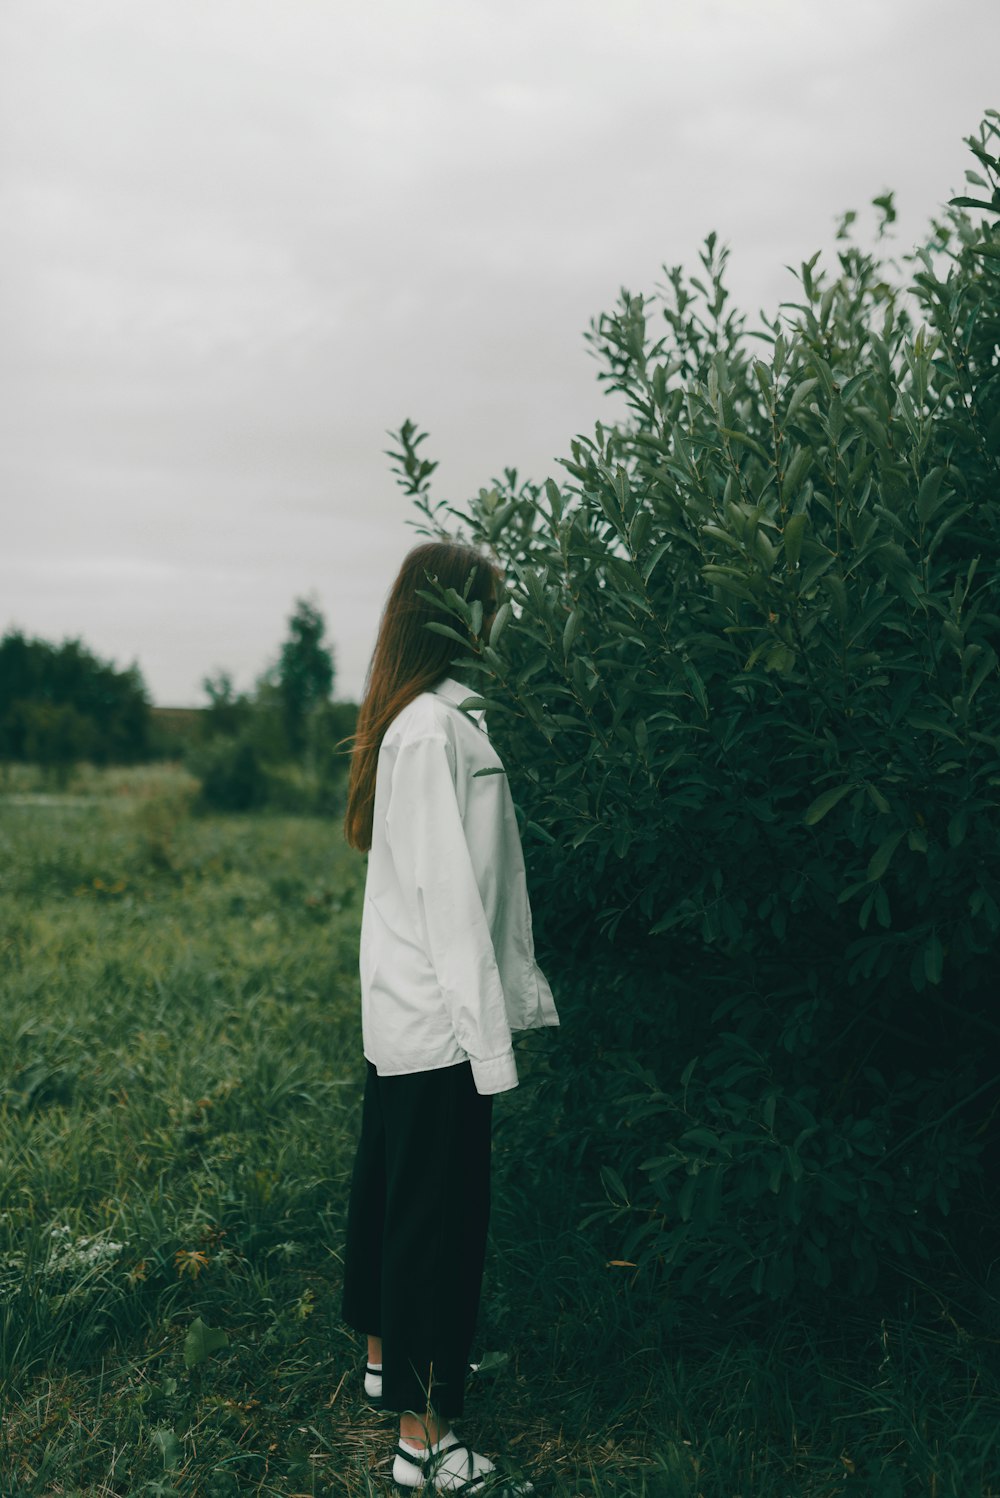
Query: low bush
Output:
[[190, 735, 273, 813], [189, 701, 356, 817]]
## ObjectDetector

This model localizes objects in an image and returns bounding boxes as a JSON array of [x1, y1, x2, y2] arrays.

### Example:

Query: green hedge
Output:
[[395, 114, 1000, 1304]]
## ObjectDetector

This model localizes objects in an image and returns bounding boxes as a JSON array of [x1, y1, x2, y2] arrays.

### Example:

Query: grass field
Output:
[[1, 767, 998, 1496]]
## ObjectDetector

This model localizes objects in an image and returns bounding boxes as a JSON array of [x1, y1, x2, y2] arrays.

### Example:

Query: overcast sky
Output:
[[2, 0, 997, 705]]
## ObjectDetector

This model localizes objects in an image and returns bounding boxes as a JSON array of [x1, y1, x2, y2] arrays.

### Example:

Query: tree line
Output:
[[0, 598, 356, 810], [0, 632, 150, 772]]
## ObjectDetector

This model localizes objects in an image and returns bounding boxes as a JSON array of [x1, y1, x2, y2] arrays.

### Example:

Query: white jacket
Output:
[[359, 674, 559, 1094]]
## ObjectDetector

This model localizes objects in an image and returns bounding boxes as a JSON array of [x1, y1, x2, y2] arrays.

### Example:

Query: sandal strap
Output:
[[396, 1439, 495, 1493], [453, 1476, 493, 1495], [394, 1442, 425, 1471], [427, 1443, 496, 1496], [394, 1437, 465, 1470]]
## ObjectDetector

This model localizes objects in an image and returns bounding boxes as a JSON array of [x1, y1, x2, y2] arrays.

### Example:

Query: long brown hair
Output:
[[343, 540, 503, 852]]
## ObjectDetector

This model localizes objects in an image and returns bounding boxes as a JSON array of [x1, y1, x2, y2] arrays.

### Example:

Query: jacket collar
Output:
[[431, 674, 486, 729]]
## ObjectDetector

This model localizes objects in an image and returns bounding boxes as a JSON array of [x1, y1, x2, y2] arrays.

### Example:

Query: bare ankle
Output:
[[399, 1410, 450, 1448]]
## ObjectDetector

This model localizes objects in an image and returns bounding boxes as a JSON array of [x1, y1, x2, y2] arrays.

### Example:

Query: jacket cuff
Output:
[[470, 1050, 519, 1095]]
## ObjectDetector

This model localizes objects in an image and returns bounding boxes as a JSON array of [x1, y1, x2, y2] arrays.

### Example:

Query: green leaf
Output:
[[719, 428, 770, 463], [563, 608, 582, 654], [765, 644, 796, 674], [183, 1316, 229, 1370], [682, 662, 708, 714], [630, 508, 652, 551], [783, 512, 807, 568], [677, 1175, 697, 1221], [948, 194, 1000, 213], [948, 808, 968, 847], [924, 931, 944, 985], [643, 539, 673, 583], [545, 478, 563, 522], [423, 621, 470, 647], [942, 619, 964, 652], [751, 360, 772, 401], [800, 553, 836, 591], [968, 647, 998, 703], [785, 377, 819, 422], [783, 1145, 804, 1183], [916, 466, 948, 524], [489, 601, 512, 646], [810, 354, 836, 399], [702, 566, 757, 602], [821, 573, 847, 626], [600, 1164, 630, 1206], [782, 445, 813, 498], [906, 714, 962, 742], [152, 1428, 183, 1471], [681, 1126, 722, 1152], [867, 829, 906, 882], [525, 820, 556, 845], [701, 523, 744, 554], [875, 884, 891, 929], [803, 783, 854, 825], [866, 784, 891, 814]]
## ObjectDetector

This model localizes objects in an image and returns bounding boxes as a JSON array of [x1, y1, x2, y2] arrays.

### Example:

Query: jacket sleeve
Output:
[[384, 731, 518, 1095]]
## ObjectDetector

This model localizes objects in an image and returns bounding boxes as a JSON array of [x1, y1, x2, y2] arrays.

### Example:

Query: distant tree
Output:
[[19, 702, 97, 785], [201, 669, 249, 738], [0, 629, 150, 766], [276, 598, 335, 753], [190, 609, 352, 813]]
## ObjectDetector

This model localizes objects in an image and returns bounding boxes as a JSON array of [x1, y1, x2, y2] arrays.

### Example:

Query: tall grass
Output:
[[1, 769, 997, 1495]]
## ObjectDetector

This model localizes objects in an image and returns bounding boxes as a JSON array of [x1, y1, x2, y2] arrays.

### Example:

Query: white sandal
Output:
[[392, 1433, 532, 1493]]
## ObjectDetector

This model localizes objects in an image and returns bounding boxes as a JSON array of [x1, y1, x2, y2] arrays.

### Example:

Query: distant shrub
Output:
[[132, 773, 199, 871], [395, 115, 1000, 1303], [0, 632, 150, 769], [191, 735, 272, 813], [148, 708, 206, 759], [201, 670, 251, 739], [187, 601, 348, 806], [188, 700, 356, 816], [16, 702, 98, 785]]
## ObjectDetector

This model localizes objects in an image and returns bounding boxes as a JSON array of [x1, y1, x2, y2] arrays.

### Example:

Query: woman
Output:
[[341, 540, 559, 1493]]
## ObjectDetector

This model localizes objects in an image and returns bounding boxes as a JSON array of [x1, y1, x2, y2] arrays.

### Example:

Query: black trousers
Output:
[[341, 1059, 493, 1418]]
